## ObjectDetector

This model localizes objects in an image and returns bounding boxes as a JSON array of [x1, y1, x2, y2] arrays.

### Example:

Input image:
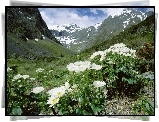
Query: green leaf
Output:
[[90, 103, 102, 114], [122, 77, 137, 84], [78, 97, 84, 103], [128, 78, 137, 84], [82, 110, 90, 115], [12, 106, 22, 115], [76, 108, 82, 114]]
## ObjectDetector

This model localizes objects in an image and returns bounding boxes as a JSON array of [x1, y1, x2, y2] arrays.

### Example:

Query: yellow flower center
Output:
[[57, 92, 62, 97], [52, 98, 58, 104]]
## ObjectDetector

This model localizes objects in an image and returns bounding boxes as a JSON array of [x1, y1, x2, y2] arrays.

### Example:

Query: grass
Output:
[[7, 45, 155, 115], [7, 32, 75, 60]]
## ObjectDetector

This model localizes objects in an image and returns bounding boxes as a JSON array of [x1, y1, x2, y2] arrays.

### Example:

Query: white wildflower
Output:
[[32, 87, 44, 94], [47, 86, 66, 97], [104, 43, 136, 58], [12, 74, 23, 81], [47, 96, 59, 107], [72, 84, 77, 89], [65, 82, 70, 89], [67, 63, 75, 72], [100, 55, 105, 61], [36, 68, 44, 72], [35, 38, 38, 41], [67, 88, 73, 92], [93, 81, 106, 88], [30, 78, 36, 81], [7, 67, 12, 72], [91, 63, 102, 70], [67, 61, 91, 73], [90, 51, 105, 60], [103, 88, 108, 95], [22, 75, 30, 79]]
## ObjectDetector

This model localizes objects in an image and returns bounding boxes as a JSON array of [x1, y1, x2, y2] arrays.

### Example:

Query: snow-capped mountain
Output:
[[50, 8, 154, 52], [50, 24, 83, 45], [50, 23, 82, 33], [50, 23, 102, 49]]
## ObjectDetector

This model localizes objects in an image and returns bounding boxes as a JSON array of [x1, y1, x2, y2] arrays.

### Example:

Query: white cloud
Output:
[[40, 11, 54, 24], [106, 8, 125, 17], [146, 8, 154, 12], [39, 6, 153, 30], [90, 8, 125, 17], [39, 8, 106, 29], [90, 8, 107, 14], [90, 1, 150, 17]]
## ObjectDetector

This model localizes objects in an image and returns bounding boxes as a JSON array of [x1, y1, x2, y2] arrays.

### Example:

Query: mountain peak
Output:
[[122, 8, 132, 14], [50, 23, 82, 32]]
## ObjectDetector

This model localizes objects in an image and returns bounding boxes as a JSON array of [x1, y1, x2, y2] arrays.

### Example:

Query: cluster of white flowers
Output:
[[108, 43, 136, 57], [30, 78, 36, 81], [22, 75, 30, 79], [36, 68, 44, 72], [47, 96, 59, 107], [90, 43, 136, 61], [12, 74, 30, 81], [31, 87, 44, 94], [90, 51, 106, 61], [47, 82, 78, 107], [67, 61, 102, 73], [91, 63, 103, 70], [67, 61, 91, 73], [47, 86, 66, 98], [93, 81, 106, 88]]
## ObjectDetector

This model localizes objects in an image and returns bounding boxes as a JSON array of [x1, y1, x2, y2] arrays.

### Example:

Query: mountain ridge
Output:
[[50, 8, 154, 52], [7, 8, 61, 45]]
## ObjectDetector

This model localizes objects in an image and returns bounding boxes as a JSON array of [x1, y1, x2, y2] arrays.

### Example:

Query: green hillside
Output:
[[81, 13, 155, 56], [7, 32, 75, 60]]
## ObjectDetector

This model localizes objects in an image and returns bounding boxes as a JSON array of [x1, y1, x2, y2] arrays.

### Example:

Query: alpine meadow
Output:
[[6, 7, 155, 116]]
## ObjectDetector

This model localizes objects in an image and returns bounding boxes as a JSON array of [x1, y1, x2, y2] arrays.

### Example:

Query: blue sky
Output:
[[38, 7, 154, 29]]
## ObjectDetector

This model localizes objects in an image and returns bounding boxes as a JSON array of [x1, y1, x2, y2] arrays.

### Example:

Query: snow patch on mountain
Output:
[[94, 23, 102, 29], [122, 9, 132, 14], [137, 15, 143, 21], [56, 36, 77, 44], [87, 28, 92, 32], [50, 23, 82, 33], [123, 18, 131, 28]]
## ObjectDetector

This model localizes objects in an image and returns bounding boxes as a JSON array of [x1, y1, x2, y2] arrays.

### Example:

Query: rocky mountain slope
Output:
[[7, 8, 74, 60], [81, 13, 155, 55], [7, 8, 60, 44]]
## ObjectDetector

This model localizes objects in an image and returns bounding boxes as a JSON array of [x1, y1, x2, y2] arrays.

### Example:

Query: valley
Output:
[[6, 7, 155, 116]]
